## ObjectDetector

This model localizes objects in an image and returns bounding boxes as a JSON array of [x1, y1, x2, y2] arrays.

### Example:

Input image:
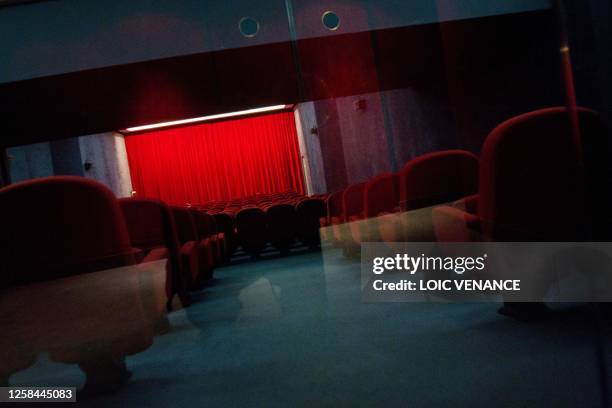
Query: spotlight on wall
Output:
[[122, 104, 289, 133]]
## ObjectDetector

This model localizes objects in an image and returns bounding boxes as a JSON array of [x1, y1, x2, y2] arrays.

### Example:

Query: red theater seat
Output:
[[296, 198, 326, 248], [343, 182, 367, 223], [236, 207, 268, 257], [371, 150, 479, 244], [431, 107, 609, 320], [119, 198, 190, 309], [325, 191, 345, 246], [351, 173, 400, 244], [171, 207, 202, 289], [399, 150, 479, 211], [189, 210, 216, 281], [203, 212, 227, 264], [266, 203, 298, 253], [0, 176, 152, 391], [213, 212, 237, 256], [434, 107, 607, 242], [342, 182, 367, 252], [364, 173, 400, 218]]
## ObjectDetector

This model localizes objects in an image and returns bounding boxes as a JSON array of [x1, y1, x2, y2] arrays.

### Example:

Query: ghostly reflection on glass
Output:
[[237, 278, 281, 321], [0, 261, 168, 391]]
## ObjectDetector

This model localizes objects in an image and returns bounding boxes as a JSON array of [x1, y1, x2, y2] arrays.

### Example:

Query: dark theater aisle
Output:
[[9, 248, 602, 407]]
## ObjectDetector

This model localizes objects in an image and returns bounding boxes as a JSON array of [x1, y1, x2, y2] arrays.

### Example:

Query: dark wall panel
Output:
[[0, 8, 562, 164]]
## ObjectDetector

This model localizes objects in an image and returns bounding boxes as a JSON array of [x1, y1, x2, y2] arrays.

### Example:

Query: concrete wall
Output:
[[50, 139, 84, 176], [79, 132, 133, 198], [6, 132, 132, 197], [294, 103, 326, 195], [6, 142, 54, 183]]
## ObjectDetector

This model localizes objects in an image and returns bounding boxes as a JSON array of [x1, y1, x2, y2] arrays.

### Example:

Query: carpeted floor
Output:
[[11, 248, 608, 407]]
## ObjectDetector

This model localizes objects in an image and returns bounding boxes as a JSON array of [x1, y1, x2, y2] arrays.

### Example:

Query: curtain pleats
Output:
[[125, 112, 305, 205]]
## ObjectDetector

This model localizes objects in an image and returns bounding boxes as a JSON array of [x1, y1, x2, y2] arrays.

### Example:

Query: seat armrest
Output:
[[432, 205, 483, 242], [448, 194, 479, 215], [142, 247, 169, 263], [180, 241, 196, 255]]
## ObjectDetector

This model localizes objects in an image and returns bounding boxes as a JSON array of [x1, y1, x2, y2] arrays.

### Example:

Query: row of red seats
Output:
[[197, 191, 303, 213], [2, 178, 326, 386], [0, 178, 168, 390], [322, 106, 610, 279], [0, 179, 232, 308], [231, 197, 327, 256], [187, 191, 329, 257], [323, 150, 479, 255], [0, 177, 243, 389], [118, 199, 229, 301]]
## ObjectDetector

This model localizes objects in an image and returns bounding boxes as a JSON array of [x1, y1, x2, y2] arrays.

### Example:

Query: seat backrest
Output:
[[326, 191, 344, 224], [399, 150, 479, 211], [342, 182, 367, 221], [202, 212, 219, 236], [213, 212, 235, 236], [364, 173, 400, 218], [171, 207, 198, 244], [236, 207, 267, 231], [266, 202, 295, 216], [236, 207, 268, 253], [119, 197, 183, 297], [266, 203, 297, 247], [478, 107, 607, 240], [119, 198, 177, 250], [296, 198, 326, 220], [0, 176, 135, 288], [296, 198, 326, 245], [189, 209, 212, 241]]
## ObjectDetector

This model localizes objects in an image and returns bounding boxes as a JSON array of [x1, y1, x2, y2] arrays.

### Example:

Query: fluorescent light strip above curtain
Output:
[[122, 104, 288, 133]]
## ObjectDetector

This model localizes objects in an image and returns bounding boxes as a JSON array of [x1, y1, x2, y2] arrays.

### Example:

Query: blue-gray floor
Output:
[[11, 248, 608, 407]]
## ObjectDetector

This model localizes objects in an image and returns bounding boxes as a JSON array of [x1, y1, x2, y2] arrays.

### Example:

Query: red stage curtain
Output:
[[125, 111, 305, 205]]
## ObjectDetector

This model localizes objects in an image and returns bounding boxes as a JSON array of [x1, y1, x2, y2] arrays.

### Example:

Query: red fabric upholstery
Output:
[[478, 107, 602, 240], [364, 173, 400, 218], [347, 173, 399, 245], [326, 191, 344, 224], [189, 210, 215, 279], [236, 207, 268, 256], [342, 182, 367, 222], [358, 151, 479, 246], [119, 198, 185, 302], [433, 107, 609, 242], [399, 150, 479, 211], [171, 207, 201, 288], [295, 198, 326, 248], [326, 191, 345, 246], [341, 182, 367, 248], [213, 212, 236, 256], [1, 177, 136, 287], [202, 212, 225, 264], [0, 176, 152, 378], [142, 247, 169, 263], [266, 203, 297, 252]]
